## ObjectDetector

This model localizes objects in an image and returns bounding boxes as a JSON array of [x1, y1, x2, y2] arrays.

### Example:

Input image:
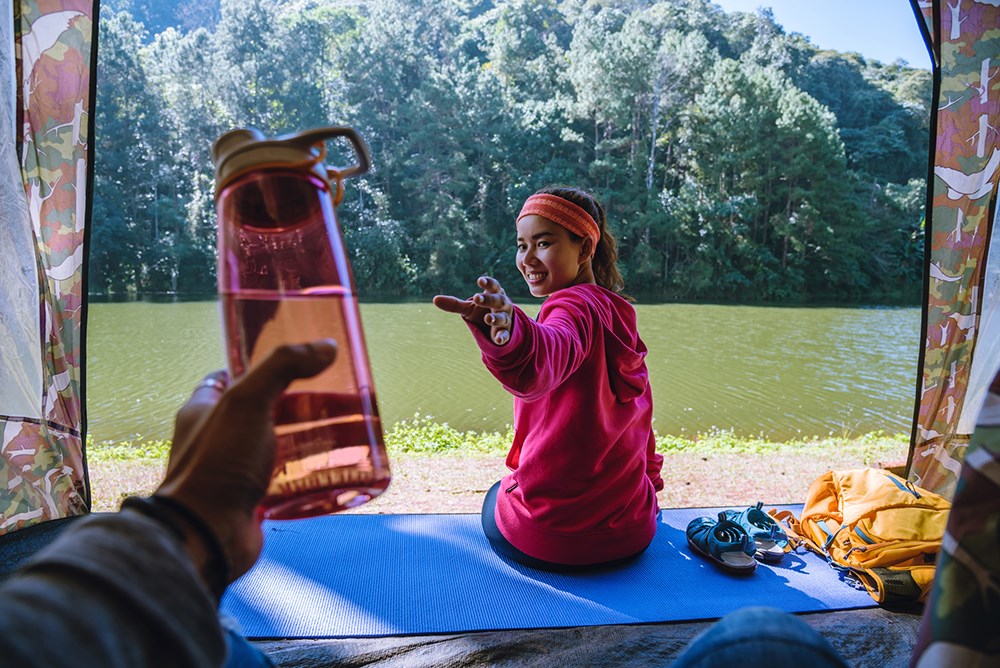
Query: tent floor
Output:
[[253, 605, 923, 667]]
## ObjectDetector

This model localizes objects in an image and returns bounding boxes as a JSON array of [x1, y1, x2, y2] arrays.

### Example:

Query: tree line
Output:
[[92, 0, 931, 303]]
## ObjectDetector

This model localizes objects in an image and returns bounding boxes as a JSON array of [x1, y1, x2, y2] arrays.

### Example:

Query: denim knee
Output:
[[672, 607, 848, 668]]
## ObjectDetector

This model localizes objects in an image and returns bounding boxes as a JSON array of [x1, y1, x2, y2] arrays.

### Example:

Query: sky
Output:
[[711, 1, 933, 69]]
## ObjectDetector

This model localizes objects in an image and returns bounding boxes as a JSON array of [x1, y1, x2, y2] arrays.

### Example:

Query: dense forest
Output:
[[93, 0, 932, 302]]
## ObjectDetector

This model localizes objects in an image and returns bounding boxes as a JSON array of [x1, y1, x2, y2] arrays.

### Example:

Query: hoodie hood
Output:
[[569, 285, 648, 402]]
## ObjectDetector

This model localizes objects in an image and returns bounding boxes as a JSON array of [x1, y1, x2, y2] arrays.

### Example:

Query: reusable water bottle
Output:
[[213, 126, 390, 519]]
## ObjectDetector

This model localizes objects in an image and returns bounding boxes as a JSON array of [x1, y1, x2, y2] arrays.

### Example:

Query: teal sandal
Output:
[[686, 512, 757, 575], [723, 502, 789, 563]]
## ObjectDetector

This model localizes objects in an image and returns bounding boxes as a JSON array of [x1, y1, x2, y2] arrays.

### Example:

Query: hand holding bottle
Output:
[[156, 341, 337, 583]]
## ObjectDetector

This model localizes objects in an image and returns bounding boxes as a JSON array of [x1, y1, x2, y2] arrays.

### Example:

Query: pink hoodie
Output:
[[469, 284, 664, 565]]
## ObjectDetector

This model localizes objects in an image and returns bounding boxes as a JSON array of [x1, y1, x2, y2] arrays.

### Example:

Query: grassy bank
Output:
[[348, 415, 909, 463], [86, 416, 910, 513]]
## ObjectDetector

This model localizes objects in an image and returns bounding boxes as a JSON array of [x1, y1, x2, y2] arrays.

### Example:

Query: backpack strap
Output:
[[768, 508, 807, 552], [769, 508, 846, 557]]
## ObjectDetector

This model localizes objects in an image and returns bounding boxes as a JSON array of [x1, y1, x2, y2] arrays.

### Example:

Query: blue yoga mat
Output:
[[221, 505, 876, 638]]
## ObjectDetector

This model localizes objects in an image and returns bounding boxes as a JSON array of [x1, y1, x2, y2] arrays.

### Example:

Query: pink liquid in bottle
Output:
[[216, 146, 390, 519]]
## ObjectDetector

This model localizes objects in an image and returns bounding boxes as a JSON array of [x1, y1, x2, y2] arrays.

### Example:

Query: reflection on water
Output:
[[86, 300, 920, 443]]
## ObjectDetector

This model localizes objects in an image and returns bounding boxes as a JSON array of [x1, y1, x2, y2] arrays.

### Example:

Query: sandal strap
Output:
[[727, 503, 790, 545], [687, 515, 753, 557]]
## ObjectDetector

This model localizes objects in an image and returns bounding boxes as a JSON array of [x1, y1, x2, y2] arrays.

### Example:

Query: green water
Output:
[[85, 300, 920, 443]]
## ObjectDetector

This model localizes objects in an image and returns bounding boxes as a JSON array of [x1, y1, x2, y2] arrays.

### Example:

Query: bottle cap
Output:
[[212, 127, 371, 194]]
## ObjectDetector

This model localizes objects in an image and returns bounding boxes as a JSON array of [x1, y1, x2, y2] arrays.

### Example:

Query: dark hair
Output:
[[534, 185, 626, 295]]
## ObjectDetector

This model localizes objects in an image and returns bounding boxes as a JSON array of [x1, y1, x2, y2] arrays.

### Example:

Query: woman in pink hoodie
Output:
[[434, 186, 664, 571]]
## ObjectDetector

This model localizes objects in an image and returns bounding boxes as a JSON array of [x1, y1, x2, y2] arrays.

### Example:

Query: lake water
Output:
[[85, 300, 921, 443]]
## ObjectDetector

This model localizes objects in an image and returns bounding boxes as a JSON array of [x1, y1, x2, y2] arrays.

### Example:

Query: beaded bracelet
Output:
[[121, 495, 231, 601]]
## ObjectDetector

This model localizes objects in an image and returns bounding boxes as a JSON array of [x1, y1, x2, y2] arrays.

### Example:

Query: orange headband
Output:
[[517, 193, 600, 258]]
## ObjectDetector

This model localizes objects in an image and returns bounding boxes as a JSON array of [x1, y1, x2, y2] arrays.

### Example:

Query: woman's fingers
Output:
[[476, 290, 513, 318], [473, 291, 511, 311], [432, 294, 468, 314], [436, 278, 513, 339], [474, 277, 514, 346], [485, 311, 509, 328], [490, 308, 512, 345], [434, 294, 485, 324], [477, 275, 501, 292]]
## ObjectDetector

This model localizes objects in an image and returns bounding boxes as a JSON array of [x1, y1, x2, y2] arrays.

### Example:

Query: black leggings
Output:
[[480, 481, 647, 572]]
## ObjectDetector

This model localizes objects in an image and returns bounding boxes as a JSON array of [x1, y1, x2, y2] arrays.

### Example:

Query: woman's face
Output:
[[515, 215, 590, 297]]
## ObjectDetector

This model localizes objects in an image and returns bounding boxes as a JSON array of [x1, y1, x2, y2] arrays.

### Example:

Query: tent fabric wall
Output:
[[1, 5, 43, 423], [909, 0, 1000, 498], [963, 213, 1000, 426], [912, 367, 1000, 662], [0, 0, 95, 535]]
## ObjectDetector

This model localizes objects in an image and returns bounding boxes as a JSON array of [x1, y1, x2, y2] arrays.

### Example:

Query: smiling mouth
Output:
[[525, 272, 547, 283]]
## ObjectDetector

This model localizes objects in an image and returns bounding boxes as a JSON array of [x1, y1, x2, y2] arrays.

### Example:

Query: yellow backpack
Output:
[[772, 468, 952, 605]]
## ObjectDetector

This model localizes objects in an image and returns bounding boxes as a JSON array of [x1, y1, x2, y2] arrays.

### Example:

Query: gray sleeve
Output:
[[0, 510, 226, 668]]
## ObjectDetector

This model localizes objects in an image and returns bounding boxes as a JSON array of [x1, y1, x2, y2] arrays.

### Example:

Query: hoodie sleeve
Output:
[[468, 297, 595, 402], [0, 511, 226, 668]]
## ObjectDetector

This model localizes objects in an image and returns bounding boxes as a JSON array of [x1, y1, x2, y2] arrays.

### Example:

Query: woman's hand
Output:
[[155, 340, 337, 584], [433, 276, 514, 345]]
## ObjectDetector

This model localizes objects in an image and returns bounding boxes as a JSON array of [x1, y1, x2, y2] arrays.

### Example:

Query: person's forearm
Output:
[[0, 511, 225, 668], [474, 304, 590, 399]]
